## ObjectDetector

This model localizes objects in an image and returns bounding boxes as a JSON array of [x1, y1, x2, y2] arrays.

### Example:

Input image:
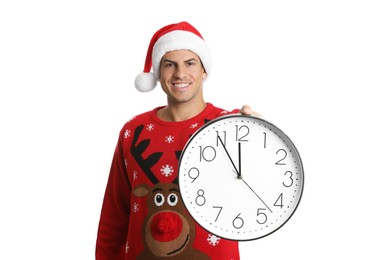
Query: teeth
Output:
[[174, 83, 189, 88]]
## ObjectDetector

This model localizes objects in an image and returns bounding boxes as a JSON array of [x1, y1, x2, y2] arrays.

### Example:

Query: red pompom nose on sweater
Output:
[[151, 212, 183, 242]]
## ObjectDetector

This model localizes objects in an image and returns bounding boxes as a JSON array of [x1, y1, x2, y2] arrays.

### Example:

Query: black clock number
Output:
[[216, 131, 226, 147], [275, 149, 287, 165], [283, 170, 294, 187], [256, 208, 268, 224], [236, 125, 249, 142], [232, 213, 244, 229], [274, 193, 284, 209], [199, 146, 216, 162], [195, 189, 206, 206], [213, 206, 223, 222], [263, 132, 267, 148], [188, 167, 200, 183]]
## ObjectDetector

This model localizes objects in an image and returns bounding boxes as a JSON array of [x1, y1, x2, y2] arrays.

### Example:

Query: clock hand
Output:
[[238, 142, 241, 178], [240, 178, 273, 213], [217, 135, 240, 177]]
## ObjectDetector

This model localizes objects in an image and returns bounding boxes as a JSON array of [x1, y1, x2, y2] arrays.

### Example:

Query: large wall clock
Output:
[[178, 114, 304, 241]]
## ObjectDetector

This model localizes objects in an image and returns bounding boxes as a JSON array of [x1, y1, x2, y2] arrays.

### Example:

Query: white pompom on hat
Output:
[[135, 21, 212, 92]]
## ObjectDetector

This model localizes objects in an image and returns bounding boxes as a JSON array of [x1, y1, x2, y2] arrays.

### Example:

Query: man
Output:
[[96, 21, 257, 259]]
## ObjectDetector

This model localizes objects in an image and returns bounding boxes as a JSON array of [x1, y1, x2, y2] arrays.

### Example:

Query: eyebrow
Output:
[[152, 187, 179, 193], [162, 58, 198, 64], [152, 188, 163, 193]]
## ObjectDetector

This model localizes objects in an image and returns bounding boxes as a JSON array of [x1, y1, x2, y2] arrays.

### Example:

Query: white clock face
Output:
[[178, 114, 304, 241]]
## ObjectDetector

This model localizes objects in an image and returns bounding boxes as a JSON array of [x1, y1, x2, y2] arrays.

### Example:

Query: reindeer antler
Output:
[[131, 125, 163, 184]]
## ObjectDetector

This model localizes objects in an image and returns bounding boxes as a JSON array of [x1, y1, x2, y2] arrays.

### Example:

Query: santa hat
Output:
[[134, 21, 212, 92]]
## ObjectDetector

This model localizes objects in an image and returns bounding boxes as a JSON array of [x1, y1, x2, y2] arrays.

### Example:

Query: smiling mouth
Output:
[[173, 83, 190, 89], [167, 234, 189, 255]]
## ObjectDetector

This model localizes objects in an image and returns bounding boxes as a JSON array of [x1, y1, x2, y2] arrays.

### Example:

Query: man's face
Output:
[[159, 50, 206, 105]]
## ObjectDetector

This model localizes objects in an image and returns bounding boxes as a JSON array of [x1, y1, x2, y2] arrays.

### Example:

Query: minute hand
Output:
[[217, 136, 240, 178], [240, 178, 273, 213]]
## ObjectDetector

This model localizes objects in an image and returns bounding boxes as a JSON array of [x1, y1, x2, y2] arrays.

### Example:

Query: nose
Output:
[[173, 65, 186, 79], [151, 212, 183, 242]]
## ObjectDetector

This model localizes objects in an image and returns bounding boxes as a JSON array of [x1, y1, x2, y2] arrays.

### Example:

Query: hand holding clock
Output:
[[239, 104, 262, 117]]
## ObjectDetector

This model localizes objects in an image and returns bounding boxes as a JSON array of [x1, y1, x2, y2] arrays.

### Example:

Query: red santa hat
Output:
[[135, 21, 212, 92]]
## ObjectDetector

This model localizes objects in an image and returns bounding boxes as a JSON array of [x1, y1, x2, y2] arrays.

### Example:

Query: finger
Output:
[[240, 105, 251, 115], [240, 105, 262, 117], [251, 111, 263, 117]]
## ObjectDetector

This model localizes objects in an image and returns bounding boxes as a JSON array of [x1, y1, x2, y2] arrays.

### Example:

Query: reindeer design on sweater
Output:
[[131, 125, 209, 259]]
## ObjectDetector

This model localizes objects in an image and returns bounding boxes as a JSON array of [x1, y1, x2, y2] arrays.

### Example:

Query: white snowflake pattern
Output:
[[124, 159, 128, 168], [146, 124, 155, 131], [133, 202, 139, 213], [125, 241, 129, 254], [190, 123, 199, 129], [160, 164, 174, 177], [124, 129, 131, 138], [165, 135, 175, 143], [132, 171, 138, 181], [207, 234, 220, 246]]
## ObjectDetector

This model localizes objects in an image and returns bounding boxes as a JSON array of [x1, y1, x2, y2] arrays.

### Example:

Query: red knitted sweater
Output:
[[96, 103, 240, 259]]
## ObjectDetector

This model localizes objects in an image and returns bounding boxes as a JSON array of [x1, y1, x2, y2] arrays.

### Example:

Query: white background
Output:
[[1, 1, 369, 259]]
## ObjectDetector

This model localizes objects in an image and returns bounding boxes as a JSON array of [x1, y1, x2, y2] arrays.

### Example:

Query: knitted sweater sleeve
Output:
[[96, 129, 131, 259]]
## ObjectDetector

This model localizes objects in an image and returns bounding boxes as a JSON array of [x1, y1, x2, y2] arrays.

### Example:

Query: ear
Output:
[[133, 184, 150, 197], [202, 70, 207, 79]]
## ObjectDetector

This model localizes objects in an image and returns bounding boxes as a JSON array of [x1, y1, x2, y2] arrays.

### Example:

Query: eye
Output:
[[154, 193, 165, 206], [167, 193, 178, 206], [164, 62, 174, 68], [186, 61, 196, 67]]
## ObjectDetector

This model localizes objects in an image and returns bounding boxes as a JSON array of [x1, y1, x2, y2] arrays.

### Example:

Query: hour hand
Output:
[[238, 142, 241, 178], [217, 136, 240, 177], [232, 143, 242, 178]]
